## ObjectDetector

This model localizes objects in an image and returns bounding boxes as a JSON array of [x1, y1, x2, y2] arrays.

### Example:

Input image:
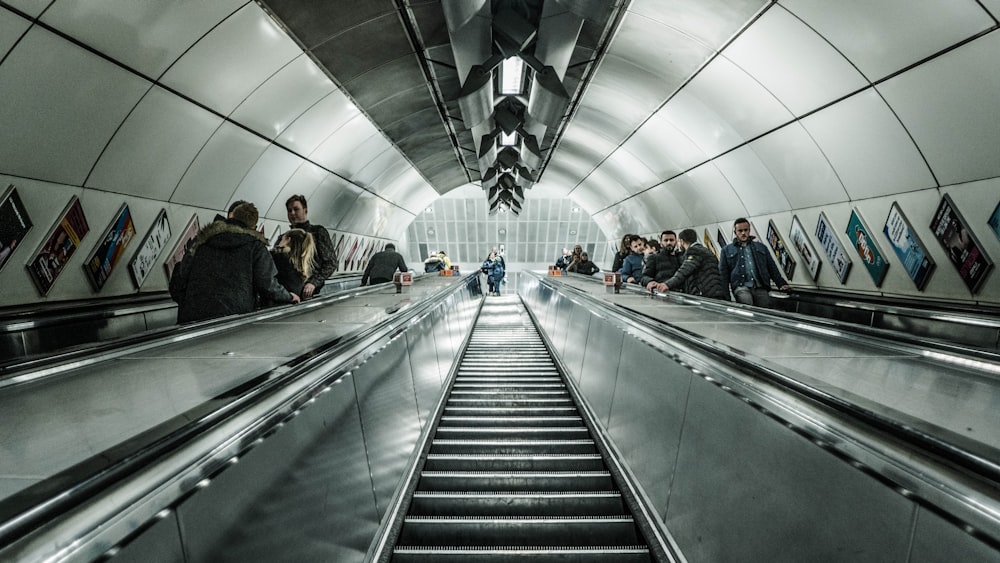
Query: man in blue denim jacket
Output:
[[719, 218, 790, 308]]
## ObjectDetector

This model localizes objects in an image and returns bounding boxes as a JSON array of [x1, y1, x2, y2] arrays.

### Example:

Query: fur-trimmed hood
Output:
[[187, 219, 267, 256]]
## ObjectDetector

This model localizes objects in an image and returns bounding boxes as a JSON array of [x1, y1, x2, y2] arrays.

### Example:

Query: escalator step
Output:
[[408, 490, 627, 516], [391, 545, 652, 563], [423, 453, 604, 472], [417, 470, 615, 491]]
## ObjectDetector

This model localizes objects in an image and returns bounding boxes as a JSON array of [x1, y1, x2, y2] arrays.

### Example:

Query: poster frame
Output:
[[703, 228, 719, 259], [164, 214, 201, 280], [929, 193, 993, 294], [882, 201, 935, 291], [766, 219, 796, 281], [988, 201, 1000, 242], [814, 212, 852, 284], [0, 184, 33, 273], [84, 202, 137, 292], [845, 209, 889, 287], [128, 208, 171, 289], [26, 196, 91, 296], [788, 215, 821, 281]]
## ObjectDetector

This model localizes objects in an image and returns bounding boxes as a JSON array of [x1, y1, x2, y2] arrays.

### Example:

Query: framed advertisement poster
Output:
[[846, 209, 888, 287], [703, 228, 719, 259], [883, 202, 934, 291], [815, 212, 852, 283], [788, 215, 820, 281], [0, 184, 33, 273], [766, 219, 796, 281], [269, 226, 282, 249], [27, 196, 90, 296], [929, 194, 993, 293], [85, 203, 137, 291], [988, 201, 1000, 242], [129, 209, 171, 289], [164, 214, 200, 280]]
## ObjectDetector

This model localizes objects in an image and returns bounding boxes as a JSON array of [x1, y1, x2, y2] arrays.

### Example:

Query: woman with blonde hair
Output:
[[271, 228, 316, 300]]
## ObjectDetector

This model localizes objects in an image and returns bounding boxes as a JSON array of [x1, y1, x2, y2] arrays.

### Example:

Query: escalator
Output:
[[389, 296, 659, 562]]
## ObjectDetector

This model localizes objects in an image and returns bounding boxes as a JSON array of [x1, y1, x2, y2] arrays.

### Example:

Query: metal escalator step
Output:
[[423, 453, 604, 472], [416, 470, 616, 492], [446, 399, 574, 407], [396, 515, 644, 546], [430, 439, 597, 455], [438, 416, 583, 428], [391, 545, 652, 563], [435, 427, 589, 441], [408, 490, 627, 516], [443, 406, 577, 415]]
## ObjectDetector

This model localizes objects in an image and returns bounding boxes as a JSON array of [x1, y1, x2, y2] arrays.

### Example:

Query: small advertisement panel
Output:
[[766, 219, 796, 281], [883, 202, 934, 291], [716, 228, 727, 251], [0, 184, 33, 273], [788, 215, 820, 281], [27, 196, 90, 296], [846, 209, 889, 287], [814, 212, 852, 283], [85, 203, 137, 291], [929, 194, 993, 293], [703, 228, 719, 259], [164, 214, 200, 280], [988, 201, 1000, 242], [129, 209, 171, 289]]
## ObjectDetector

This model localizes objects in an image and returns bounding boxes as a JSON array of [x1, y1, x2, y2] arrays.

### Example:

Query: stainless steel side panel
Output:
[[910, 506, 998, 562], [114, 511, 185, 563], [606, 336, 692, 519], [353, 335, 421, 519], [577, 316, 624, 427], [407, 314, 444, 429], [665, 375, 914, 562]]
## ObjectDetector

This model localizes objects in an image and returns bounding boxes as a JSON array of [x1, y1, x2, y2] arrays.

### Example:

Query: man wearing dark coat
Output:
[[719, 217, 790, 308], [653, 228, 729, 301], [285, 194, 337, 298], [361, 243, 409, 286], [169, 203, 298, 323], [642, 230, 683, 290]]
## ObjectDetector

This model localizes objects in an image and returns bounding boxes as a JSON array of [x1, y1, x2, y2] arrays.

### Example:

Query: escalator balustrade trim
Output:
[[390, 296, 656, 562]]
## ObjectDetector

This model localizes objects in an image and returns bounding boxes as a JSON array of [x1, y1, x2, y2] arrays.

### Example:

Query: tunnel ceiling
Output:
[[257, 0, 624, 213]]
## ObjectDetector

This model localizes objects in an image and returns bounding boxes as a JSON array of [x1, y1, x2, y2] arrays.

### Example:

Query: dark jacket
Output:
[[611, 250, 629, 273], [362, 249, 408, 285], [272, 251, 305, 298], [640, 249, 682, 286], [292, 221, 337, 292], [482, 256, 505, 281], [568, 259, 600, 275], [664, 243, 729, 300], [719, 236, 788, 292], [169, 219, 293, 323]]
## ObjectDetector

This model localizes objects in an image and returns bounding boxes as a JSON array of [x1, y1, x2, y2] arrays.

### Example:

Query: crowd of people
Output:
[[168, 195, 343, 324], [555, 218, 790, 306]]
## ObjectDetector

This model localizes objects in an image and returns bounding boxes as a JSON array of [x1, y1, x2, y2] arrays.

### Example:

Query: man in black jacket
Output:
[[567, 252, 601, 276], [641, 230, 683, 290], [653, 229, 729, 300], [286, 194, 337, 298], [362, 243, 409, 286], [169, 203, 298, 323]]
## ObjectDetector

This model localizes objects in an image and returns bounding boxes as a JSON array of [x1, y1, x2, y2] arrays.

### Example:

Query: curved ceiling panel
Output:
[[87, 86, 221, 201], [672, 164, 746, 225], [39, 0, 247, 79], [230, 54, 335, 140], [352, 147, 405, 191], [160, 3, 300, 116], [714, 145, 790, 216], [171, 122, 270, 210], [379, 168, 440, 214], [308, 174, 362, 231], [801, 89, 935, 201], [877, 32, 1000, 186], [724, 5, 867, 116], [634, 181, 695, 233], [0, 8, 30, 56], [267, 161, 330, 219], [629, 0, 767, 48], [660, 90, 745, 157], [684, 54, 793, 141], [750, 122, 847, 209], [783, 0, 993, 81], [232, 145, 305, 217], [277, 90, 361, 156], [575, 167, 631, 209], [608, 12, 712, 83], [570, 98, 645, 148], [309, 118, 390, 175], [621, 113, 707, 178], [595, 148, 660, 194], [0, 26, 150, 186]]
